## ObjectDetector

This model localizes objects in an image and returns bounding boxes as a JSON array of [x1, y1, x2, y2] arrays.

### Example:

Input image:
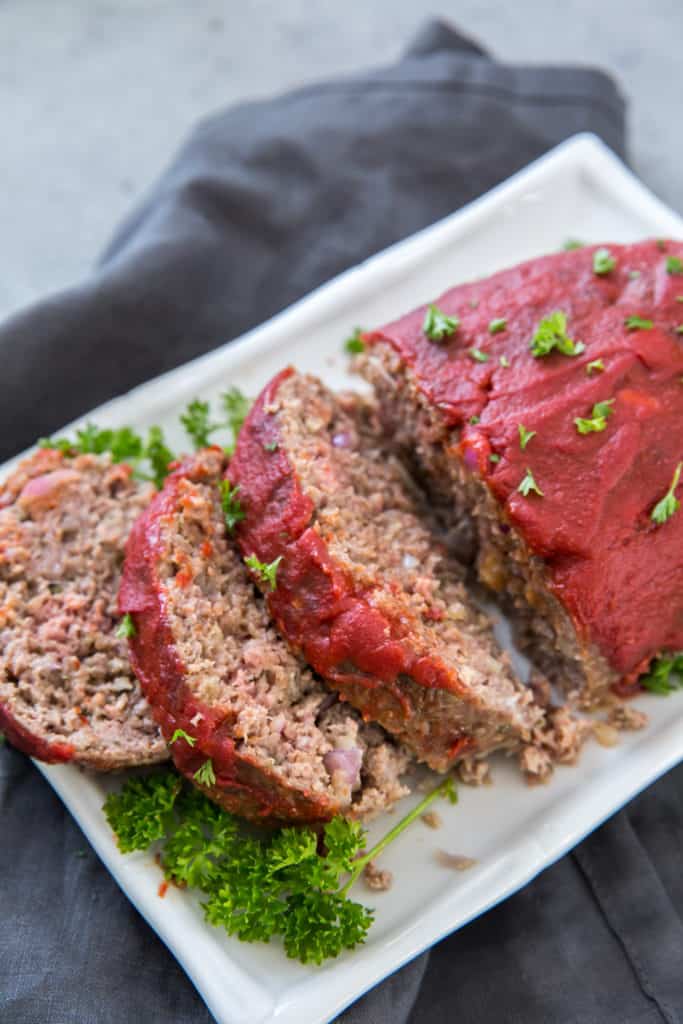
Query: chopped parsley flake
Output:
[[245, 554, 283, 591], [675, 325, 683, 335], [586, 359, 605, 375], [624, 316, 653, 331], [220, 480, 245, 533], [170, 728, 197, 747], [518, 424, 536, 450], [574, 399, 615, 435], [115, 613, 136, 639], [518, 467, 543, 497], [666, 256, 683, 275], [194, 759, 217, 788], [344, 328, 365, 355], [423, 305, 460, 342], [469, 415, 480, 425], [489, 453, 501, 464], [263, 440, 279, 452], [640, 652, 683, 695], [469, 348, 489, 363], [629, 270, 641, 280], [103, 771, 456, 965], [499, 355, 511, 368], [651, 462, 682, 525], [530, 311, 585, 358], [488, 318, 507, 334], [593, 248, 616, 275], [563, 239, 584, 251], [676, 296, 683, 303]]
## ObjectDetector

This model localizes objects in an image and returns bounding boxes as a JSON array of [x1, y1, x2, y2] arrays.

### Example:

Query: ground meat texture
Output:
[[0, 449, 166, 769], [119, 448, 410, 825], [229, 371, 545, 774], [359, 240, 683, 706]]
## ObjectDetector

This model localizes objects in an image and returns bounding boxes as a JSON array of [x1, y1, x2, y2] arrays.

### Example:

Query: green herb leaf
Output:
[[586, 359, 605, 375], [563, 239, 584, 251], [666, 256, 683, 275], [574, 398, 615, 435], [593, 248, 616, 275], [263, 440, 279, 452], [115, 613, 136, 639], [468, 348, 489, 363], [423, 305, 460, 342], [170, 728, 197, 747], [530, 311, 585, 358], [144, 426, 175, 489], [518, 467, 543, 497], [181, 399, 215, 449], [194, 759, 217, 787], [675, 325, 683, 335], [103, 772, 182, 853], [489, 453, 501, 464], [220, 480, 245, 532], [221, 388, 251, 440], [518, 424, 536, 450], [488, 318, 507, 334], [499, 355, 511, 368], [245, 554, 283, 591], [344, 328, 365, 355], [640, 652, 683, 695], [104, 772, 457, 965], [469, 415, 480, 425], [651, 462, 682, 525], [624, 315, 653, 331]]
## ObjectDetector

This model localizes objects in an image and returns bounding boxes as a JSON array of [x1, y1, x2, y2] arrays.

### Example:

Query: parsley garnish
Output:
[[170, 728, 197, 747], [574, 399, 615, 435], [518, 467, 543, 497], [39, 423, 175, 490], [586, 359, 605, 375], [593, 248, 616, 275], [640, 652, 683, 695], [676, 296, 683, 303], [180, 390, 251, 454], [624, 316, 653, 331], [675, 325, 683, 335], [219, 480, 245, 532], [263, 440, 279, 452], [666, 256, 683, 275], [489, 318, 507, 334], [563, 239, 584, 251], [530, 311, 585, 358], [489, 453, 501, 464], [115, 613, 136, 639], [103, 772, 457, 964], [518, 424, 536, 450], [344, 328, 365, 355], [423, 305, 459, 342], [245, 554, 283, 591], [469, 348, 489, 363], [469, 415, 480, 425], [651, 462, 682, 525], [194, 759, 217, 787], [181, 400, 215, 449], [499, 355, 511, 368], [222, 388, 251, 440]]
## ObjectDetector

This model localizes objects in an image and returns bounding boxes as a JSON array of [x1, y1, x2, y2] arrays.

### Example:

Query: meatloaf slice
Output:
[[119, 448, 410, 825], [359, 240, 683, 706], [229, 370, 545, 774], [0, 449, 167, 768]]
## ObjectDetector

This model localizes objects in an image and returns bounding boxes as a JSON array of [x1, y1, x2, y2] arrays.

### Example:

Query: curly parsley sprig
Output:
[[39, 423, 175, 489], [180, 389, 251, 454], [103, 773, 457, 965]]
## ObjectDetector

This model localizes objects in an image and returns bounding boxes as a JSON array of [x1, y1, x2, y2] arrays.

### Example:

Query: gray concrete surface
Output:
[[1, 0, 681, 322]]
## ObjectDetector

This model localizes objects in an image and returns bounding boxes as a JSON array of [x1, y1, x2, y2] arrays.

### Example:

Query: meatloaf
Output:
[[119, 448, 411, 825], [359, 240, 683, 705], [0, 449, 167, 768], [229, 370, 546, 774]]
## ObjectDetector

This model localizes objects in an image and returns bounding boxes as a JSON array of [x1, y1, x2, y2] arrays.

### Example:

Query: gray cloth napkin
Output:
[[2, 18, 681, 1024]]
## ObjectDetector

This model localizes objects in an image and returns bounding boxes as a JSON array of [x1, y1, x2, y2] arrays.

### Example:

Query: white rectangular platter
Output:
[[5, 133, 683, 1024]]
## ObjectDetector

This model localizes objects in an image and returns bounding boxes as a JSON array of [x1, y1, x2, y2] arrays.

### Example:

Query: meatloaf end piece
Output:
[[229, 370, 545, 774], [0, 449, 167, 768], [359, 240, 683, 706], [119, 448, 411, 825]]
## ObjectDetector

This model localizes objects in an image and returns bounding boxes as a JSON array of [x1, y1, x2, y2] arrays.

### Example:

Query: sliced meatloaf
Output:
[[229, 370, 545, 774], [359, 240, 683, 706], [0, 449, 167, 768], [119, 448, 410, 825]]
